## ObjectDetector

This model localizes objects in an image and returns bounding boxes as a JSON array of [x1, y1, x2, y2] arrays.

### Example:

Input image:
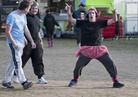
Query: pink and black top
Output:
[[76, 20, 109, 58]]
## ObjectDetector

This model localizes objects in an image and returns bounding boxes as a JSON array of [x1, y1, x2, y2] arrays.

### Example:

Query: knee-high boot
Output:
[[48, 41, 51, 48]]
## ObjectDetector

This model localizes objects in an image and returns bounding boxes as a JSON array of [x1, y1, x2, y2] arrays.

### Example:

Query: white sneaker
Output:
[[37, 77, 47, 84], [12, 75, 20, 84]]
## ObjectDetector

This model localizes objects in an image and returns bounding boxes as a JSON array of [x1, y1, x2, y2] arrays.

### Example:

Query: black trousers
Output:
[[73, 52, 117, 78], [46, 30, 54, 41], [22, 41, 45, 76]]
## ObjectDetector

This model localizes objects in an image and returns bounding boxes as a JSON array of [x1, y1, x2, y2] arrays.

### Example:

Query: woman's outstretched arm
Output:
[[65, 3, 76, 25]]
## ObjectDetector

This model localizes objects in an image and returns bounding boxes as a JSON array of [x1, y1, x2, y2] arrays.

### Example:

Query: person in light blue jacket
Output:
[[2, 0, 36, 90]]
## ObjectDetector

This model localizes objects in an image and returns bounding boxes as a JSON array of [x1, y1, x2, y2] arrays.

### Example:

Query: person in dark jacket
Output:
[[72, 2, 87, 48], [43, 9, 59, 48]]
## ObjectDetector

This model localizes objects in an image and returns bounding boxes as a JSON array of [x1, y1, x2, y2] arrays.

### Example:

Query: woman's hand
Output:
[[65, 3, 76, 25], [112, 9, 117, 15], [107, 9, 117, 25], [31, 41, 36, 49], [65, 3, 71, 14]]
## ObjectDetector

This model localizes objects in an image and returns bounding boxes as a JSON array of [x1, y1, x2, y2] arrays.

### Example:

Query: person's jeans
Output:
[[3, 42, 27, 83]]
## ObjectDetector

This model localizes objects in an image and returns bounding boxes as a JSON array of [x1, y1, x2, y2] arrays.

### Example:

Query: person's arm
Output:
[[72, 11, 75, 18], [24, 36, 28, 45], [53, 16, 59, 26], [5, 25, 18, 47], [107, 9, 118, 25], [65, 3, 76, 25], [38, 31, 43, 46], [24, 25, 36, 48], [43, 16, 47, 27]]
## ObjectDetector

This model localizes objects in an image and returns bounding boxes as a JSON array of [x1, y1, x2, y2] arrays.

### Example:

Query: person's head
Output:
[[19, 0, 34, 3], [78, 2, 85, 11], [18, 0, 31, 14], [29, 1, 39, 15], [45, 9, 50, 14], [85, 6, 98, 21], [27, 0, 34, 2]]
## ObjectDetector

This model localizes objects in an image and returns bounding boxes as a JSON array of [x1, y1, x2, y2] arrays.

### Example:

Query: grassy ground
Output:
[[0, 36, 138, 97]]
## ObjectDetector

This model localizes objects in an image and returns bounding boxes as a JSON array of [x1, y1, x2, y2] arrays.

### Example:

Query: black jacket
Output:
[[43, 14, 59, 32], [26, 13, 40, 42]]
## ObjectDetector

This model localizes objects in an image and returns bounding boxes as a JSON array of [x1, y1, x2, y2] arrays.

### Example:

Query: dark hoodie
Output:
[[43, 14, 59, 32]]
